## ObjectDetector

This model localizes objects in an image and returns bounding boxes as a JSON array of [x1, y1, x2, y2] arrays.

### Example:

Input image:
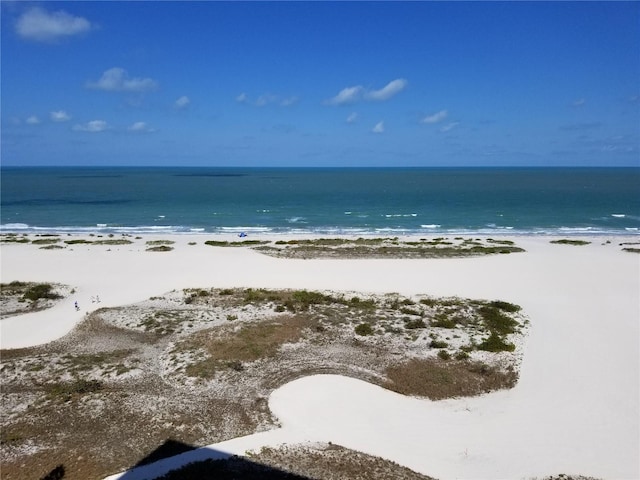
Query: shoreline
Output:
[[1, 233, 638, 480], [2, 225, 639, 237]]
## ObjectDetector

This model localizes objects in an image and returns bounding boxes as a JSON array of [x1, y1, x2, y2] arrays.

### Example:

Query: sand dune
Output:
[[1, 235, 638, 479]]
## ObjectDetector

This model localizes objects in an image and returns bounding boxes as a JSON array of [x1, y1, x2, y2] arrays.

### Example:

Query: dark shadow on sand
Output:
[[40, 464, 65, 480], [117, 438, 313, 480]]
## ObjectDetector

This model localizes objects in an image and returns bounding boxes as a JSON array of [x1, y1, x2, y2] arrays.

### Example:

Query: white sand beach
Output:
[[1, 234, 638, 480]]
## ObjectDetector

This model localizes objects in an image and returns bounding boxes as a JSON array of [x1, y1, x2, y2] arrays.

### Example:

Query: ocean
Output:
[[1, 167, 639, 236]]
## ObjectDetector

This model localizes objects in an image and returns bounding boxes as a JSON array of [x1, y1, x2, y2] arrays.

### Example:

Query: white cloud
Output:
[[440, 122, 459, 132], [365, 78, 407, 101], [572, 98, 586, 107], [421, 109, 448, 124], [87, 67, 157, 92], [128, 121, 155, 133], [346, 112, 358, 124], [16, 7, 92, 42], [280, 96, 299, 107], [372, 121, 385, 134], [50, 110, 71, 122], [175, 96, 190, 109], [73, 120, 109, 132], [255, 94, 278, 107], [326, 78, 407, 106], [326, 86, 364, 106], [26, 116, 41, 125], [236, 92, 248, 103]]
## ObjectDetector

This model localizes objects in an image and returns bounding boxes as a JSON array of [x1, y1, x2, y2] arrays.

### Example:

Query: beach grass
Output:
[[253, 237, 525, 259], [550, 239, 591, 246], [146, 245, 174, 252], [385, 358, 517, 400]]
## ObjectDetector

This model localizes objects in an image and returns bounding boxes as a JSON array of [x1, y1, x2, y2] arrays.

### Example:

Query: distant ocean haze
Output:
[[1, 167, 639, 236]]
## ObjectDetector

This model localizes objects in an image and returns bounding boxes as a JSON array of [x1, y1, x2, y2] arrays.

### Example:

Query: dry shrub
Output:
[[184, 315, 318, 377], [384, 358, 517, 400]]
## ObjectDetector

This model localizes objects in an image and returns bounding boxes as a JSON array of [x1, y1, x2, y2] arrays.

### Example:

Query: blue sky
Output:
[[1, 1, 639, 167]]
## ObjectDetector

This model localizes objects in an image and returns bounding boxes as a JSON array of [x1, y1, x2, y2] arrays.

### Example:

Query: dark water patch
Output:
[[58, 175, 124, 179], [4, 199, 132, 206], [173, 173, 248, 178]]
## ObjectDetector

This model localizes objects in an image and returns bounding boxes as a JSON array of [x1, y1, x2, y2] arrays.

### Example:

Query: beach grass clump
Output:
[[139, 310, 191, 335], [550, 239, 591, 246], [404, 318, 426, 329], [348, 296, 377, 311], [477, 333, 516, 352], [182, 315, 317, 377], [429, 339, 449, 349], [44, 379, 103, 402], [354, 323, 374, 336], [384, 358, 517, 400], [486, 238, 515, 245], [430, 313, 458, 329], [479, 305, 519, 335], [274, 238, 350, 246], [242, 288, 280, 304], [488, 300, 521, 313], [240, 288, 341, 312], [0, 234, 30, 244], [419, 298, 438, 307], [455, 351, 470, 360], [146, 245, 174, 252], [146, 240, 175, 246], [64, 239, 94, 245], [22, 283, 61, 302], [31, 238, 61, 245], [92, 239, 133, 245], [437, 350, 451, 360], [1, 280, 29, 291], [60, 349, 132, 374], [622, 247, 640, 253], [291, 290, 334, 310], [400, 306, 421, 316], [205, 240, 270, 247]]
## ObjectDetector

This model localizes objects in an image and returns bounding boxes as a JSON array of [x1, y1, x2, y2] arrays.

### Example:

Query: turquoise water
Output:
[[1, 167, 639, 235]]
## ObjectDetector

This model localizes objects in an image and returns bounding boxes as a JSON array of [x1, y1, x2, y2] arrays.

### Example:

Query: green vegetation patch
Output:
[[146, 245, 174, 252], [64, 239, 94, 244], [479, 305, 519, 335], [22, 283, 62, 302], [477, 333, 516, 352], [0, 234, 30, 244], [354, 323, 374, 336], [254, 237, 524, 259], [44, 379, 103, 402], [86, 239, 133, 245], [550, 239, 591, 246], [31, 238, 61, 245], [205, 240, 271, 247]]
